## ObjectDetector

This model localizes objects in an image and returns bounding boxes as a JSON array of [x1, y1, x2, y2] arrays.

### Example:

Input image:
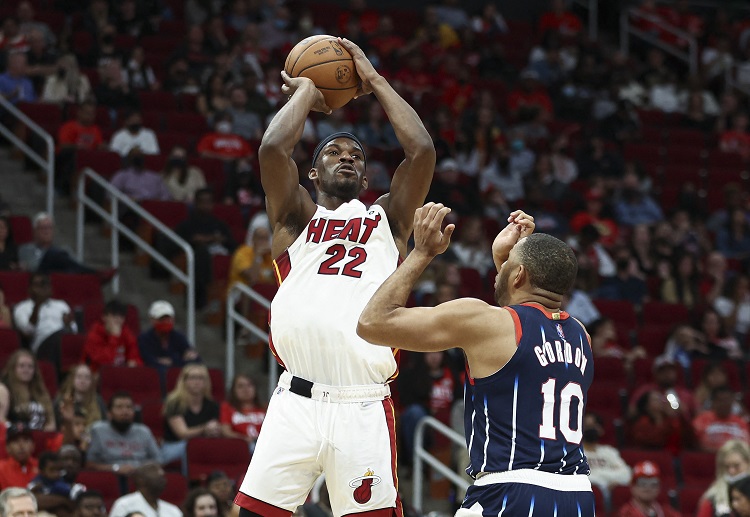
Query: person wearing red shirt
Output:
[[615, 461, 680, 517], [693, 386, 750, 452], [81, 299, 141, 373], [538, 0, 583, 37], [56, 100, 105, 196], [720, 112, 750, 159], [507, 69, 553, 122], [0, 423, 38, 490], [570, 188, 619, 248], [219, 374, 266, 452], [196, 114, 252, 161]]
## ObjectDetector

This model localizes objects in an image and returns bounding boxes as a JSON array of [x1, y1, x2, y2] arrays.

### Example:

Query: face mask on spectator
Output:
[[155, 320, 174, 334], [216, 121, 232, 134]]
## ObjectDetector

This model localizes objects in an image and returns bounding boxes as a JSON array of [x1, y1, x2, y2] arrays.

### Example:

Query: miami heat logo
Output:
[[336, 65, 352, 84], [556, 323, 566, 341], [349, 469, 382, 504]]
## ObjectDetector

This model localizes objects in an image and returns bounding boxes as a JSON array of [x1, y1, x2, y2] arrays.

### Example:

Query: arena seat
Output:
[[128, 472, 187, 506], [138, 90, 178, 111], [679, 451, 715, 489], [690, 359, 741, 391], [186, 437, 250, 482], [592, 357, 628, 388], [0, 329, 21, 367], [75, 471, 122, 510], [99, 366, 162, 407], [75, 149, 123, 179], [9, 215, 33, 245], [678, 486, 707, 515], [641, 302, 689, 328], [38, 360, 58, 396], [50, 273, 103, 308], [0, 270, 31, 306], [138, 399, 164, 441], [592, 299, 638, 330], [60, 334, 86, 374]]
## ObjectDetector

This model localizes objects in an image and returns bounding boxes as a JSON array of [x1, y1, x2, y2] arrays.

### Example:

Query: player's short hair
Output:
[[516, 233, 577, 296], [38, 451, 59, 471]]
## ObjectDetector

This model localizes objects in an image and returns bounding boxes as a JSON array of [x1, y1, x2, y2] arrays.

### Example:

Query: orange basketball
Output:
[[285, 35, 360, 109]]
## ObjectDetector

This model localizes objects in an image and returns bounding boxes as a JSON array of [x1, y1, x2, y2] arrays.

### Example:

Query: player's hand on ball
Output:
[[492, 210, 535, 268], [280, 71, 331, 114], [413, 202, 455, 258], [338, 37, 378, 98]]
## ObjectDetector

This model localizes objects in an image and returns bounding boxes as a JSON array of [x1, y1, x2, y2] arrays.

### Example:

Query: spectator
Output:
[[162, 146, 207, 203], [73, 491, 105, 517], [0, 489, 36, 517], [18, 214, 113, 282], [713, 274, 750, 345], [426, 158, 482, 216], [719, 112, 750, 159], [109, 111, 160, 157], [588, 317, 646, 366], [85, 392, 161, 475], [695, 310, 742, 361], [569, 223, 616, 279], [0, 216, 19, 270], [219, 374, 266, 452], [42, 54, 92, 104], [137, 300, 200, 382], [173, 189, 236, 309], [12, 273, 76, 368], [562, 266, 601, 325], [169, 25, 212, 82], [576, 134, 624, 182], [700, 251, 730, 306], [730, 476, 750, 517], [0, 351, 55, 431], [613, 165, 664, 227], [662, 324, 711, 370], [583, 413, 631, 505], [697, 439, 750, 517], [680, 90, 716, 132], [226, 86, 263, 142], [205, 471, 233, 517], [600, 100, 641, 145], [163, 58, 199, 96], [111, 149, 172, 202], [81, 0, 111, 41], [507, 69, 553, 122], [569, 188, 619, 248], [693, 387, 750, 453], [397, 351, 459, 470], [694, 362, 745, 416], [0, 17, 29, 54], [223, 159, 262, 219], [53, 364, 106, 430], [124, 47, 159, 92], [196, 73, 230, 122], [23, 30, 57, 93], [58, 446, 84, 490], [182, 488, 220, 517], [630, 355, 697, 417], [0, 52, 35, 104], [196, 113, 252, 161], [316, 107, 354, 137], [161, 364, 221, 473], [526, 152, 569, 202], [0, 424, 37, 490], [113, 0, 148, 38], [660, 254, 700, 309], [16, 1, 54, 45], [629, 388, 691, 454], [55, 100, 105, 196], [108, 463, 180, 517], [93, 60, 136, 112], [445, 215, 493, 277], [597, 250, 648, 306], [355, 101, 399, 149], [27, 451, 76, 517], [538, 0, 582, 37], [81, 300, 141, 374], [203, 16, 230, 56], [615, 461, 679, 517], [715, 207, 750, 262]]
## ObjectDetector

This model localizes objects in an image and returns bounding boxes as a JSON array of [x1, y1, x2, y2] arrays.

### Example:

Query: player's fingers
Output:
[[426, 202, 445, 223], [443, 224, 456, 242], [281, 85, 291, 95], [433, 206, 451, 228]]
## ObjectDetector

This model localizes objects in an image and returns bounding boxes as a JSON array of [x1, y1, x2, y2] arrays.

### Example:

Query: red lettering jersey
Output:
[[219, 401, 266, 440], [270, 200, 400, 386]]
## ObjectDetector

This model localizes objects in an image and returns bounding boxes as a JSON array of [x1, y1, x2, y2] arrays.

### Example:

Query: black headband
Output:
[[311, 132, 366, 169]]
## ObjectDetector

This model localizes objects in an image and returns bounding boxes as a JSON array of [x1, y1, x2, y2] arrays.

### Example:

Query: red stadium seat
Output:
[[592, 299, 638, 329], [31, 430, 60, 456], [691, 359, 741, 392], [128, 472, 187, 506], [620, 448, 677, 489], [212, 204, 245, 230], [458, 267, 485, 299], [138, 90, 178, 111], [586, 381, 627, 419], [186, 437, 250, 482], [634, 325, 673, 357], [0, 270, 31, 306], [18, 102, 62, 127], [165, 367, 225, 403], [75, 471, 122, 510], [158, 132, 196, 152], [76, 149, 123, 179], [9, 215, 33, 245], [60, 334, 86, 374], [139, 200, 189, 230], [641, 302, 689, 328], [38, 360, 57, 397], [188, 157, 226, 200], [165, 112, 209, 134], [50, 273, 103, 308], [0, 329, 21, 366], [622, 142, 665, 165], [99, 366, 161, 407], [680, 451, 715, 489], [138, 399, 164, 441], [679, 486, 707, 515], [592, 357, 628, 388]]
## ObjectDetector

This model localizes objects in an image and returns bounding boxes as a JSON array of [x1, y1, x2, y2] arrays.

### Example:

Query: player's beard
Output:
[[322, 174, 361, 200], [494, 266, 512, 306]]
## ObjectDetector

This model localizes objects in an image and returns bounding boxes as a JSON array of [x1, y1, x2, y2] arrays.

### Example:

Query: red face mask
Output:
[[154, 321, 174, 334]]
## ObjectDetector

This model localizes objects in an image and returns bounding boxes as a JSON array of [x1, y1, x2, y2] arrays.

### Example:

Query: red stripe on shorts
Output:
[[234, 491, 291, 517], [381, 397, 404, 517]]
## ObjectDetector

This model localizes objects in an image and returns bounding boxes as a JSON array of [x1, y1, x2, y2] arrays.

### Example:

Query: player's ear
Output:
[[360, 175, 368, 191], [513, 264, 526, 288], [309, 168, 318, 180]]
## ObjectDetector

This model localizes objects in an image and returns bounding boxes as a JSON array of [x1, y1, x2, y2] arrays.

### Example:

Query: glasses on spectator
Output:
[[635, 478, 660, 488]]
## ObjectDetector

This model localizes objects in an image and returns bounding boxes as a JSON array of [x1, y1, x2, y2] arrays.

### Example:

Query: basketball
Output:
[[284, 35, 360, 109]]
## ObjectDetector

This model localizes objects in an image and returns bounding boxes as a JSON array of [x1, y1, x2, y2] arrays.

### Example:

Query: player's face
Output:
[[313, 138, 366, 200]]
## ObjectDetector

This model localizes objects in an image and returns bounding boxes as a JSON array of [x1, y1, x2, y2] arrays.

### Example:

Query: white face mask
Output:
[[725, 473, 748, 484], [216, 121, 232, 134]]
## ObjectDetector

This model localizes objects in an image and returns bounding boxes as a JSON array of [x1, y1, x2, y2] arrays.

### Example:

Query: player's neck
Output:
[[317, 192, 355, 210], [512, 291, 563, 311]]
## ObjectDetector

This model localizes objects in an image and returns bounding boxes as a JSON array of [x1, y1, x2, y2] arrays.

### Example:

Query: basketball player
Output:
[[358, 204, 596, 517], [234, 38, 434, 517]]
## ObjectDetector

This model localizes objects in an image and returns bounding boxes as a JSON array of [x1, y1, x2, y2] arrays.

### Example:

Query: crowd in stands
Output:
[[3, 0, 750, 514]]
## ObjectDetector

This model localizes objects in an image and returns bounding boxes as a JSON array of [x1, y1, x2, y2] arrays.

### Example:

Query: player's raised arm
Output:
[[259, 72, 330, 250], [339, 38, 435, 251]]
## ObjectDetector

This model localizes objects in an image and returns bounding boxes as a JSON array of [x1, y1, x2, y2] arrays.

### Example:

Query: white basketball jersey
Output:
[[270, 200, 401, 386]]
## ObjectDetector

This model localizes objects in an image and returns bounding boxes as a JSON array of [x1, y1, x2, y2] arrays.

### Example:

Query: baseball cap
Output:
[[632, 460, 660, 481], [6, 423, 33, 443], [148, 300, 175, 319], [653, 355, 677, 371]]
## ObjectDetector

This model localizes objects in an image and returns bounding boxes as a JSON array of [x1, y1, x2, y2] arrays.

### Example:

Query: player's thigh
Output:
[[458, 483, 596, 517], [325, 399, 401, 516], [238, 390, 323, 511]]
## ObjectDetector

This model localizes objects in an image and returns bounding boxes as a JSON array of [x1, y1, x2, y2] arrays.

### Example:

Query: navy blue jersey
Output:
[[463, 303, 593, 478]]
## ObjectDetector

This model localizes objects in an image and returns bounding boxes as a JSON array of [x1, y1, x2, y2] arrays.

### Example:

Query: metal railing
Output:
[[76, 167, 195, 343], [725, 62, 750, 97], [0, 95, 55, 216], [226, 282, 277, 395], [620, 7, 698, 76], [572, 0, 599, 42], [412, 416, 470, 514]]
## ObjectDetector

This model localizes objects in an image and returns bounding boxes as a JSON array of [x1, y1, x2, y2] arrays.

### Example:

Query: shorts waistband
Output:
[[475, 469, 592, 492], [278, 371, 390, 403]]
